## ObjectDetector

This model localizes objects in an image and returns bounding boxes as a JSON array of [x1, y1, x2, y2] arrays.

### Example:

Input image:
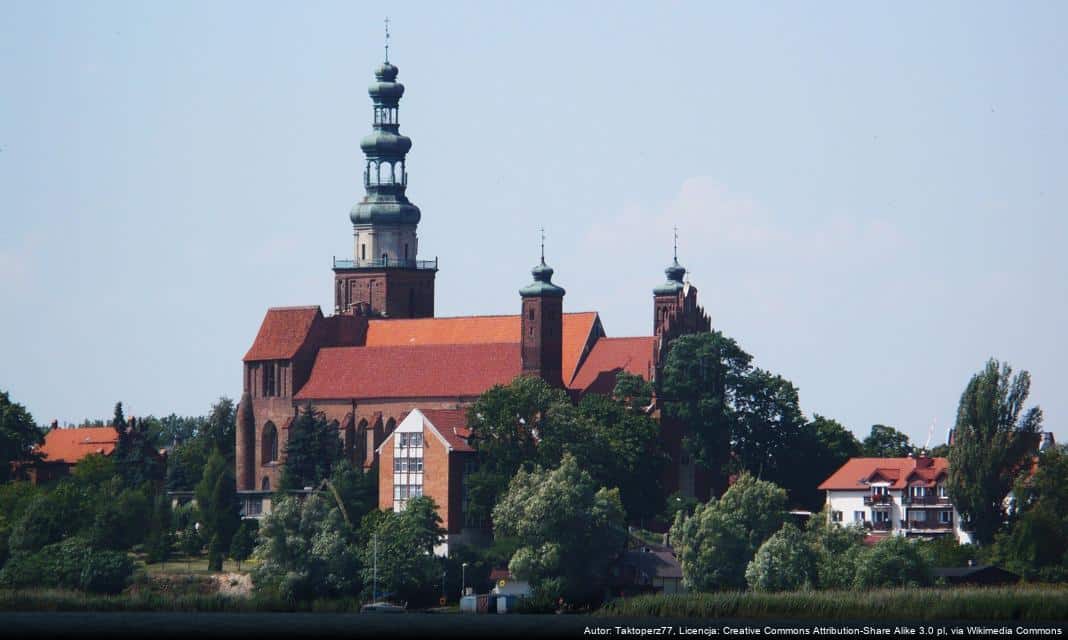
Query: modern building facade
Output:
[[236, 55, 714, 549]]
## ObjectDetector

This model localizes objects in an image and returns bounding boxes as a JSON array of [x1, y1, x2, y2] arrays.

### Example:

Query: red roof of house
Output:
[[568, 336, 656, 393], [244, 306, 321, 361], [36, 427, 118, 464], [419, 408, 474, 452], [294, 343, 522, 401], [818, 457, 949, 491]]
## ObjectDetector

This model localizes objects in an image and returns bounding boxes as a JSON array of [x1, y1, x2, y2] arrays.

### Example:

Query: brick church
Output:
[[236, 56, 712, 551]]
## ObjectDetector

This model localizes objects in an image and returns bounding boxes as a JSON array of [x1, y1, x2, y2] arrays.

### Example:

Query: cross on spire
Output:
[[540, 227, 546, 264], [673, 226, 678, 263], [384, 17, 391, 62]]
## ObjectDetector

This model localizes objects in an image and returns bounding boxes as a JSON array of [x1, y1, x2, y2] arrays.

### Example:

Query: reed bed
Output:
[[597, 586, 1068, 620]]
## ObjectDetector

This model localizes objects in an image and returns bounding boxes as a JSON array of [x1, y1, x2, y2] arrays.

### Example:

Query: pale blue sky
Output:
[[2, 1, 1065, 446]]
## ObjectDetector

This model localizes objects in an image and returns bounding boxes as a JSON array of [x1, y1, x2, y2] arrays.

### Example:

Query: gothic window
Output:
[[262, 421, 278, 464], [344, 422, 356, 459], [262, 363, 277, 397], [361, 244, 366, 260], [261, 477, 271, 491]]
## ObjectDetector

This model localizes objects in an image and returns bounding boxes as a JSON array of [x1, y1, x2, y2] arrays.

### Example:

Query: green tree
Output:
[[730, 368, 807, 493], [179, 525, 201, 566], [278, 405, 341, 490], [254, 493, 361, 601], [745, 523, 818, 592], [806, 511, 866, 589], [8, 481, 94, 553], [145, 494, 174, 564], [948, 359, 1043, 545], [788, 415, 863, 510], [111, 403, 164, 489], [229, 521, 256, 571], [987, 447, 1068, 580], [670, 473, 788, 591], [88, 483, 152, 550], [329, 459, 378, 527], [0, 390, 43, 482], [853, 536, 932, 588], [492, 454, 626, 604], [194, 449, 240, 554], [862, 424, 915, 458], [358, 497, 444, 605], [71, 452, 117, 487], [465, 376, 571, 524], [659, 332, 752, 494], [202, 397, 237, 460]]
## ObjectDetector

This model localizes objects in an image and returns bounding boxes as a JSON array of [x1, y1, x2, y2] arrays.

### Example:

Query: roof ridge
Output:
[[365, 310, 598, 322], [266, 305, 321, 311], [318, 341, 519, 352]]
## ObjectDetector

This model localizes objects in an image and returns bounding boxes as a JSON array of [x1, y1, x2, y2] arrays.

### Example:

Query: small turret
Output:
[[520, 232, 565, 387]]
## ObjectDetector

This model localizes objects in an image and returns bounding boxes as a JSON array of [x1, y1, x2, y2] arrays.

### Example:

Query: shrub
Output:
[[745, 524, 818, 592], [0, 551, 45, 588], [79, 550, 134, 594], [853, 536, 932, 588]]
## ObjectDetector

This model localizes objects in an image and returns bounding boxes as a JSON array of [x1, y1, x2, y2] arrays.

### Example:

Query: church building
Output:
[[236, 54, 713, 551]]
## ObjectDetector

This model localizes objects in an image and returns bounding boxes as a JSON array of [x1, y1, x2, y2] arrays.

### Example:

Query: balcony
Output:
[[869, 520, 892, 531], [333, 257, 439, 271], [904, 519, 953, 531], [902, 494, 950, 506], [863, 494, 893, 506]]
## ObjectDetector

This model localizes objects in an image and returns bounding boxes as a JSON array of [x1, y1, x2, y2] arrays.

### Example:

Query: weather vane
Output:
[[384, 17, 391, 62], [673, 226, 679, 262], [540, 227, 546, 264]]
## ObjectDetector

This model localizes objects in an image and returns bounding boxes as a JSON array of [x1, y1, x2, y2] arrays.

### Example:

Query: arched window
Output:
[[381, 162, 393, 184], [261, 477, 271, 491], [385, 418, 397, 437], [262, 421, 278, 464], [344, 422, 356, 457]]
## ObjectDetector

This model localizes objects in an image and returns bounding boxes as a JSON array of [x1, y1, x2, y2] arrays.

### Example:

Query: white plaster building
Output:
[[818, 456, 973, 544]]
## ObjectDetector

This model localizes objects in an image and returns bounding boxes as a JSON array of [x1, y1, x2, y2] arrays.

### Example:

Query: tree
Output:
[[853, 536, 932, 588], [72, 452, 117, 487], [254, 493, 361, 601], [194, 449, 240, 554], [229, 521, 256, 572], [145, 494, 174, 565], [202, 397, 237, 460], [670, 473, 788, 591], [659, 332, 752, 493], [988, 447, 1068, 580], [329, 460, 378, 527], [730, 368, 807, 492], [179, 525, 201, 567], [745, 523, 818, 592], [111, 403, 164, 489], [492, 454, 626, 604], [948, 359, 1043, 545], [806, 510, 866, 589], [357, 496, 444, 605], [862, 424, 915, 458], [278, 404, 341, 490], [465, 376, 571, 524], [788, 415, 863, 510], [0, 390, 43, 482]]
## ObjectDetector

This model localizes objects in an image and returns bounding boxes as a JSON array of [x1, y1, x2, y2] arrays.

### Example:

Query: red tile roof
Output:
[[243, 306, 321, 361], [36, 427, 118, 464], [295, 343, 522, 401], [568, 336, 656, 394], [363, 312, 599, 387], [818, 457, 949, 491], [420, 408, 475, 452]]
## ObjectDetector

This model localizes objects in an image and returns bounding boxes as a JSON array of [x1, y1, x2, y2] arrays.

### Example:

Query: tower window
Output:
[[361, 244, 366, 260], [528, 309, 534, 320], [404, 243, 409, 259]]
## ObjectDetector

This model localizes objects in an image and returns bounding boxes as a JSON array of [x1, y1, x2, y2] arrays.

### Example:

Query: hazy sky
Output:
[[2, 1, 1065, 446]]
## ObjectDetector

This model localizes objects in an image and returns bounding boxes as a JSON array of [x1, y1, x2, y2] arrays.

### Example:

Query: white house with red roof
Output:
[[817, 455, 973, 544]]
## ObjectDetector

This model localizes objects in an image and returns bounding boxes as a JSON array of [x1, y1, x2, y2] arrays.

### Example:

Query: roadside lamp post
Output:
[[461, 562, 468, 599]]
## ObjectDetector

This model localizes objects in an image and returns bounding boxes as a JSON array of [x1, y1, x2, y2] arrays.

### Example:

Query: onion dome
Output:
[[369, 63, 404, 104], [653, 259, 686, 295], [520, 260, 566, 298], [350, 198, 421, 225]]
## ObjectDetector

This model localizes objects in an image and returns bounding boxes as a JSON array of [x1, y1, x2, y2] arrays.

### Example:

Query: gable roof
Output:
[[568, 336, 656, 393], [295, 342, 521, 401], [375, 407, 475, 454], [818, 457, 949, 491], [36, 427, 119, 464], [244, 306, 321, 361], [363, 311, 599, 386]]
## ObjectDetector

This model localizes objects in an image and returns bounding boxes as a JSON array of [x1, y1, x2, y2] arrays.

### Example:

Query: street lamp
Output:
[[461, 562, 469, 599]]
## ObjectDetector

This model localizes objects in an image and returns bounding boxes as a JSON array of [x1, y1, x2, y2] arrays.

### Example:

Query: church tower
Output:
[[520, 239, 566, 388], [333, 46, 437, 317]]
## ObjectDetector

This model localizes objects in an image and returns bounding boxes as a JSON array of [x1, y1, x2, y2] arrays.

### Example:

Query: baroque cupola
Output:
[[332, 27, 438, 319]]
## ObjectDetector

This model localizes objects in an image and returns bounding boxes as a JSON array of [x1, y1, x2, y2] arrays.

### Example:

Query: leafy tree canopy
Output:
[[492, 454, 626, 604], [745, 523, 818, 592], [278, 404, 341, 491], [359, 496, 446, 606], [0, 390, 43, 482], [862, 424, 915, 458], [948, 358, 1043, 545]]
